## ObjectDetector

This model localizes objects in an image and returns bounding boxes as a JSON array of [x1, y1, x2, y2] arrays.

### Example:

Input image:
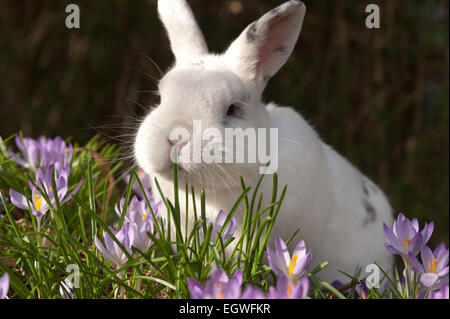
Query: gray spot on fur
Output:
[[362, 176, 379, 196], [246, 22, 257, 42], [270, 8, 280, 16], [360, 176, 377, 226], [362, 196, 376, 226], [362, 179, 369, 197]]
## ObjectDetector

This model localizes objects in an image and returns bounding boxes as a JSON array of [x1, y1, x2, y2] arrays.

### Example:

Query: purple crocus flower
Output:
[[40, 136, 73, 168], [124, 170, 153, 202], [188, 269, 245, 299], [429, 284, 449, 299], [59, 278, 74, 299], [115, 196, 162, 225], [10, 136, 72, 171], [199, 210, 237, 242], [9, 164, 82, 218], [355, 279, 369, 299], [94, 223, 134, 268], [408, 243, 449, 288], [383, 213, 434, 257], [10, 136, 41, 170], [240, 285, 266, 299], [0, 272, 9, 299], [114, 195, 162, 253], [267, 275, 309, 299], [267, 236, 312, 285]]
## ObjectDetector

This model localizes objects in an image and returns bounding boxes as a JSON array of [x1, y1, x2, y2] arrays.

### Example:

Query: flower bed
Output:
[[0, 134, 448, 299]]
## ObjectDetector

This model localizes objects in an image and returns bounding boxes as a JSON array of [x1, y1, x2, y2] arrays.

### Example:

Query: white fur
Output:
[[135, 0, 394, 282]]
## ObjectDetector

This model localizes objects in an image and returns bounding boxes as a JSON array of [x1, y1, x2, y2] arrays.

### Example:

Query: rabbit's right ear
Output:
[[158, 0, 208, 63], [224, 1, 306, 92]]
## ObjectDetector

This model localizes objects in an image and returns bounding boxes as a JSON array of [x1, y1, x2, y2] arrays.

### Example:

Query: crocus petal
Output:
[[9, 189, 29, 210], [434, 242, 447, 258], [0, 273, 9, 299], [215, 210, 227, 227], [268, 276, 309, 299], [421, 273, 439, 288], [9, 150, 27, 167], [385, 244, 402, 255], [383, 224, 404, 254], [437, 250, 449, 272], [32, 210, 45, 217], [187, 278, 204, 299], [292, 240, 307, 260], [291, 276, 309, 299], [59, 278, 74, 299], [152, 201, 162, 215], [209, 268, 228, 284], [61, 177, 83, 204], [428, 284, 449, 299], [420, 246, 434, 267], [421, 222, 434, 244], [241, 285, 265, 299], [355, 280, 369, 299], [292, 250, 312, 279], [267, 247, 287, 278], [225, 276, 242, 299], [269, 276, 290, 299], [94, 236, 114, 263], [410, 218, 419, 232], [103, 229, 117, 257], [232, 269, 243, 287], [438, 266, 449, 278], [274, 236, 291, 268], [15, 135, 24, 152], [408, 252, 425, 273], [398, 218, 415, 241], [223, 218, 236, 241], [408, 232, 423, 255]]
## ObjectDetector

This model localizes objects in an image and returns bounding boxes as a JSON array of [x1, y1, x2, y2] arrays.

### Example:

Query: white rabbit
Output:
[[134, 0, 394, 283]]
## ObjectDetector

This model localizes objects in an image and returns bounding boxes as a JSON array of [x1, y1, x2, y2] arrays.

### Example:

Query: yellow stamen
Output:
[[33, 194, 42, 211], [287, 283, 293, 297], [402, 237, 411, 253], [288, 254, 299, 279], [428, 258, 438, 273], [218, 283, 224, 299]]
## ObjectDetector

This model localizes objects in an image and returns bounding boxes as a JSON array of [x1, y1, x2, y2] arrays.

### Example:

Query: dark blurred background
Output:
[[0, 0, 448, 246]]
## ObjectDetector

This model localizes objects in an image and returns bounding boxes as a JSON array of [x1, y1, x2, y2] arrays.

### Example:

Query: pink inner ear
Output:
[[257, 13, 298, 79]]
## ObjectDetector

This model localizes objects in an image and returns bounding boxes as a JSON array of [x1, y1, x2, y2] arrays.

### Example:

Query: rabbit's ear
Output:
[[158, 0, 208, 63], [224, 1, 306, 92]]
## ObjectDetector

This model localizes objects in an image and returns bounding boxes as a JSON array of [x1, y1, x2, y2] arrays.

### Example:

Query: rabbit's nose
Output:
[[168, 137, 187, 155], [168, 138, 177, 146]]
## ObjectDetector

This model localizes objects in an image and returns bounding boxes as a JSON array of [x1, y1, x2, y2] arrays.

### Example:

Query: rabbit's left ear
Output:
[[224, 1, 306, 92], [158, 0, 208, 63]]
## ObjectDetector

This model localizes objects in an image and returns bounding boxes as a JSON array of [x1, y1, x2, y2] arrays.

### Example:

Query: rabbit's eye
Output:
[[226, 104, 238, 117]]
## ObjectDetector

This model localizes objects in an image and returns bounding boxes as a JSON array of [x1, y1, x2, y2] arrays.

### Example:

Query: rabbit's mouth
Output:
[[157, 161, 227, 187]]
